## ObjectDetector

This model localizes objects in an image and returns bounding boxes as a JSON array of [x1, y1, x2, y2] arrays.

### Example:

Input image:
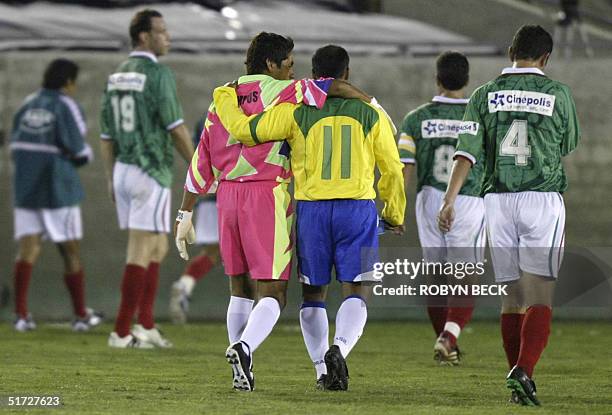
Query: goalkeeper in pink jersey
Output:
[[173, 32, 371, 391]]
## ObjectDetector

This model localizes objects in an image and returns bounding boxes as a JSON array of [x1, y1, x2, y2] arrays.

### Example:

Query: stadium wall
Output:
[[1, 52, 610, 321]]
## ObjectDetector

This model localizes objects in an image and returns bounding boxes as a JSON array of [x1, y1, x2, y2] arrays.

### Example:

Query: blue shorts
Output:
[[296, 199, 379, 286]]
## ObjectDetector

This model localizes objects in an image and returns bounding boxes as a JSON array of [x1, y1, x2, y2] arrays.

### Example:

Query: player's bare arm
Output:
[[402, 163, 415, 193], [438, 156, 472, 232], [99, 139, 116, 203], [170, 124, 195, 163], [401, 162, 415, 221]]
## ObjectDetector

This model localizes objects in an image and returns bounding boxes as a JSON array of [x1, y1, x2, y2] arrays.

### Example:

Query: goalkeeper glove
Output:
[[175, 210, 196, 260]]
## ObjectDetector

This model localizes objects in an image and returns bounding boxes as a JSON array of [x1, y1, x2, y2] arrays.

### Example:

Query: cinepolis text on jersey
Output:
[[373, 284, 508, 296]]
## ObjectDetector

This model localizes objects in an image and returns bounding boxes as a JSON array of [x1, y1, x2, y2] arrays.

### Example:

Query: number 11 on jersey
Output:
[[321, 125, 352, 180]]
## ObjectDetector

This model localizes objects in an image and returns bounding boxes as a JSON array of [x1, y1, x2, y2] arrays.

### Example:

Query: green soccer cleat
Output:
[[508, 390, 521, 404], [506, 366, 541, 406]]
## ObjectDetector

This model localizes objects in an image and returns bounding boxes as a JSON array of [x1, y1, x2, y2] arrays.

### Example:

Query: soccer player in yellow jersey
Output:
[[213, 45, 406, 390]]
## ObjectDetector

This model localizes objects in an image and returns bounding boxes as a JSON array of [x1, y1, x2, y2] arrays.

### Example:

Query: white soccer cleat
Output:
[[107, 332, 154, 349], [169, 280, 190, 324], [132, 324, 174, 348], [433, 335, 461, 366], [14, 314, 36, 332], [72, 308, 105, 332]]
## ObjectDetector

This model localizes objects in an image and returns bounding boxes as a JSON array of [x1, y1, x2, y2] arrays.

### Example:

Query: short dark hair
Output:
[[509, 24, 553, 61], [129, 9, 162, 48], [312, 45, 349, 78], [42, 58, 79, 90], [245, 32, 294, 75], [436, 51, 469, 91]]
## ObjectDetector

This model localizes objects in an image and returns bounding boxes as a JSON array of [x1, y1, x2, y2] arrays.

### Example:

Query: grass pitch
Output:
[[1, 321, 611, 414]]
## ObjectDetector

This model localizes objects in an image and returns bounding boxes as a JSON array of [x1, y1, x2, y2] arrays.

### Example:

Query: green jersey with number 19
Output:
[[398, 96, 483, 196], [455, 67, 580, 195], [100, 51, 184, 188]]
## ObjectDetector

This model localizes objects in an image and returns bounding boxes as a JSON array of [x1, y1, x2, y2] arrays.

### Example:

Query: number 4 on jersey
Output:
[[500, 119, 531, 166]]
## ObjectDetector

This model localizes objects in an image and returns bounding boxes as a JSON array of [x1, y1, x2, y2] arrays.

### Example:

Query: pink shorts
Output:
[[216, 181, 294, 280]]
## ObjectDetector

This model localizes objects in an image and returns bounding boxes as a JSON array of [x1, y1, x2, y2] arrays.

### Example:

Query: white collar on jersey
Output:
[[501, 67, 545, 76], [129, 51, 158, 63], [432, 95, 469, 104]]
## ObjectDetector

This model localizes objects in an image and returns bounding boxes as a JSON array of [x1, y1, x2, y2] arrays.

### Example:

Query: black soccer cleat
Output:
[[506, 365, 540, 406], [323, 345, 349, 391], [226, 341, 255, 392], [316, 374, 327, 391]]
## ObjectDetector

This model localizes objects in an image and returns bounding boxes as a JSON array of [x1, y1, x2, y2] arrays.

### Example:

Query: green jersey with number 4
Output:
[[100, 52, 184, 188], [398, 96, 483, 196], [456, 67, 580, 195]]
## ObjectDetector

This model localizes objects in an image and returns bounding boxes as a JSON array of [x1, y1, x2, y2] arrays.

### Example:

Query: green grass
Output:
[[1, 321, 611, 414]]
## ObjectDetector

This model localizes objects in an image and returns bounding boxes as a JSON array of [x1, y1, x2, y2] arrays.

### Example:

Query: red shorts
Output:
[[216, 181, 293, 280]]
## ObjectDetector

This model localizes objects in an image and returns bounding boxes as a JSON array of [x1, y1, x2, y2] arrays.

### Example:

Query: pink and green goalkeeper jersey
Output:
[[185, 74, 332, 194]]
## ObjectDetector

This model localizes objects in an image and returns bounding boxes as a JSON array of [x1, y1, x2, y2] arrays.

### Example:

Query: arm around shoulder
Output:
[[213, 86, 295, 145]]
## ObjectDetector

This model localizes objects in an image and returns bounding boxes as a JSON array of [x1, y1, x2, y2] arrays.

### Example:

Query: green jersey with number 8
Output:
[[398, 96, 483, 196], [100, 51, 184, 188], [455, 67, 580, 195]]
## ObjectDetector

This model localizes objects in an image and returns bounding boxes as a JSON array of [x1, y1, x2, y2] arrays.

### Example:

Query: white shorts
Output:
[[14, 206, 82, 242], [194, 200, 219, 244], [484, 192, 565, 282], [113, 161, 171, 233], [416, 186, 486, 264]]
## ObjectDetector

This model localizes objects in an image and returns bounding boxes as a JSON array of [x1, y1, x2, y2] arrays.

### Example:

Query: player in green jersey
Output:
[[438, 25, 580, 406], [399, 51, 484, 366], [100, 9, 195, 348]]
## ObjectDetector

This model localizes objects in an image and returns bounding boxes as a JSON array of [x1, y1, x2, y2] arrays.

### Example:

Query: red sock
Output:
[[138, 262, 160, 330], [427, 305, 448, 337], [64, 269, 86, 318], [185, 254, 214, 281], [501, 313, 526, 369], [517, 305, 552, 377], [442, 296, 475, 346], [14, 260, 33, 318], [114, 264, 146, 337]]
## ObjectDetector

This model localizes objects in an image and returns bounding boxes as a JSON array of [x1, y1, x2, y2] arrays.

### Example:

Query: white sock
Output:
[[239, 297, 281, 353], [226, 296, 254, 344], [443, 321, 461, 340], [179, 275, 196, 296], [333, 296, 367, 358], [299, 302, 329, 379]]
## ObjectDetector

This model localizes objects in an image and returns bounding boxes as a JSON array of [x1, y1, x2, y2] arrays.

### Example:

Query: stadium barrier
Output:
[[1, 52, 610, 321]]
